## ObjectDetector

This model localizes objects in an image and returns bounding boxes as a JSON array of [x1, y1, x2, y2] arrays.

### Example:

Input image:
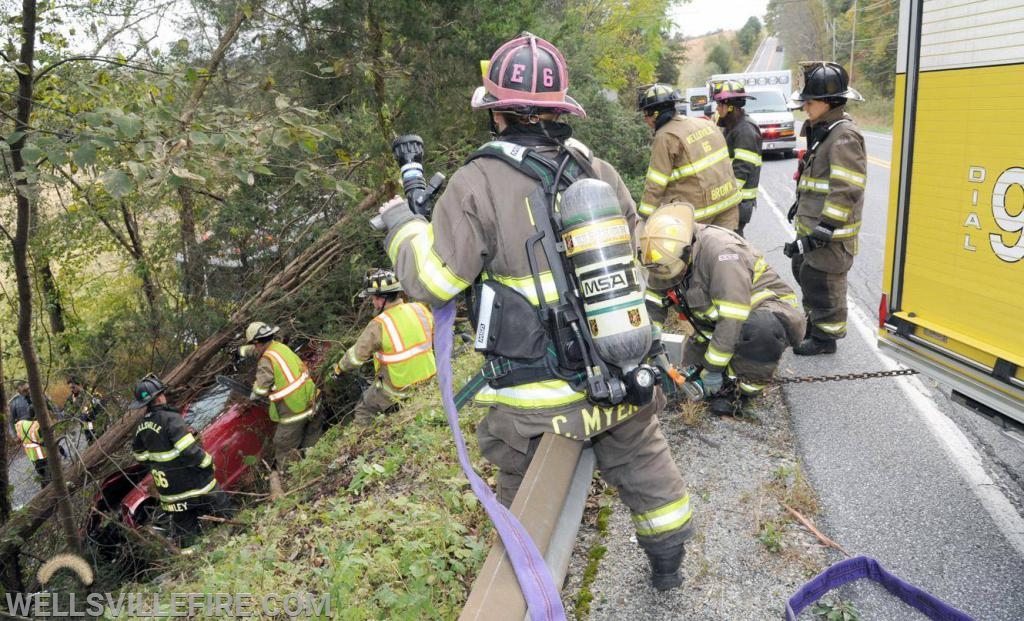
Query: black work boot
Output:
[[708, 397, 737, 416], [793, 337, 837, 356], [644, 541, 686, 591]]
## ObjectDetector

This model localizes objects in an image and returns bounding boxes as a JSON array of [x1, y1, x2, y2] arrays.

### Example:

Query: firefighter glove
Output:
[[782, 240, 799, 258], [379, 194, 415, 231], [700, 369, 724, 395], [786, 201, 798, 223]]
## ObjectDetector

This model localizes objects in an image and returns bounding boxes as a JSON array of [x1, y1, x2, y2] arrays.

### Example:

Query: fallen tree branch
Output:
[[783, 502, 852, 557]]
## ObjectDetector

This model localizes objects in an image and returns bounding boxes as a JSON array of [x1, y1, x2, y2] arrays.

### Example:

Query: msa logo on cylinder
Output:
[[581, 270, 630, 297]]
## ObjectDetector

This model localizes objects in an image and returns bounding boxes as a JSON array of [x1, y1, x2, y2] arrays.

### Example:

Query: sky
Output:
[[669, 0, 771, 38]]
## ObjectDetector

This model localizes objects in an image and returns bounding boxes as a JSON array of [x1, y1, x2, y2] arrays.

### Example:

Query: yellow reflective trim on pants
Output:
[[160, 478, 217, 504], [830, 165, 866, 188], [671, 147, 730, 180], [474, 380, 586, 409], [738, 381, 764, 395], [693, 189, 741, 220], [814, 321, 846, 335], [734, 148, 762, 165], [646, 167, 670, 187], [822, 201, 851, 222], [714, 299, 751, 321], [704, 344, 732, 367], [638, 201, 658, 217], [277, 407, 315, 424], [632, 494, 693, 536]]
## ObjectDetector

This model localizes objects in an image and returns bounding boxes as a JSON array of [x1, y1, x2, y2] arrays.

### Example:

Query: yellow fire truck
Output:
[[880, 1, 1024, 423]]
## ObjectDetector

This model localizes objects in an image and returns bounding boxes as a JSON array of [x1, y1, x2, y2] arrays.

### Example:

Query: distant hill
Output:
[[677, 30, 738, 89]]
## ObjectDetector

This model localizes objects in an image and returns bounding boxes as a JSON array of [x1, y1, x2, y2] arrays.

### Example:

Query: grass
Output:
[[113, 353, 495, 620], [754, 463, 820, 556], [573, 485, 615, 620]]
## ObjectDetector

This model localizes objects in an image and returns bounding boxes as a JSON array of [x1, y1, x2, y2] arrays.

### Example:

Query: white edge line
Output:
[[765, 182, 1024, 557], [847, 303, 1024, 557]]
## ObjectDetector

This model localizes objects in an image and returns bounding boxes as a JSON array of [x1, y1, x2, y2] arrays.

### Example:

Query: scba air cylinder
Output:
[[559, 178, 651, 371]]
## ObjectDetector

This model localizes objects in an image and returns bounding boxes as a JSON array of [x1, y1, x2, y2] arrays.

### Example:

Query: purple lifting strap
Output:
[[433, 301, 567, 621], [786, 556, 975, 621]]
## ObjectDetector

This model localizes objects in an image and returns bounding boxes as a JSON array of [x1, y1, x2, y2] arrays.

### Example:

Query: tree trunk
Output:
[[176, 5, 251, 308], [120, 201, 161, 324], [0, 189, 384, 586], [0, 334, 11, 526], [40, 261, 69, 355], [8, 0, 81, 556]]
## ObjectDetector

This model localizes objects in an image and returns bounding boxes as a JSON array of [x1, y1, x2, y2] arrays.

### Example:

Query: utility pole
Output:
[[849, 0, 858, 79]]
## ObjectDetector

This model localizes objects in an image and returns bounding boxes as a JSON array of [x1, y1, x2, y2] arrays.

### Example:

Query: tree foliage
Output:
[[737, 16, 762, 55]]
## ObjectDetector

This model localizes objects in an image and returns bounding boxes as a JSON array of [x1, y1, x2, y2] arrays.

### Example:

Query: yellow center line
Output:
[[867, 155, 890, 169]]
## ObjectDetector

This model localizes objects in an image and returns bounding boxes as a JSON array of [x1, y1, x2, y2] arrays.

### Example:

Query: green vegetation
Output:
[[812, 596, 861, 620], [121, 355, 493, 619]]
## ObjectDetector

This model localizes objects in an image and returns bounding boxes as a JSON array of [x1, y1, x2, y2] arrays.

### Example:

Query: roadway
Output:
[[749, 125, 1024, 619]]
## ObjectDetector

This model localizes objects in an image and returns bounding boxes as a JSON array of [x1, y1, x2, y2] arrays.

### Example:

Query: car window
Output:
[[183, 384, 232, 432], [745, 90, 788, 113]]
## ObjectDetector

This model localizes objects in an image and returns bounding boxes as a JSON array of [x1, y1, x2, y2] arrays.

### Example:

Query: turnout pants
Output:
[[166, 488, 235, 549], [32, 458, 50, 488], [273, 408, 324, 471], [736, 199, 755, 237], [791, 254, 848, 341], [351, 381, 400, 426], [476, 393, 692, 547], [682, 304, 800, 396]]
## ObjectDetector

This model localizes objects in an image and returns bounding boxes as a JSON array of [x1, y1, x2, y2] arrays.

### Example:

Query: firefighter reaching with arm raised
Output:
[[245, 322, 322, 473], [375, 33, 694, 591], [329, 268, 436, 425], [639, 203, 805, 415]]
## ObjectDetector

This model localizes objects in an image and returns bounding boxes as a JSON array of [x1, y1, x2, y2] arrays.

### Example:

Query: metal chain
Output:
[[774, 368, 918, 385]]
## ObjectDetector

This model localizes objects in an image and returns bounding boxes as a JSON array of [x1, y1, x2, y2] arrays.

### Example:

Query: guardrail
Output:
[[460, 434, 596, 621]]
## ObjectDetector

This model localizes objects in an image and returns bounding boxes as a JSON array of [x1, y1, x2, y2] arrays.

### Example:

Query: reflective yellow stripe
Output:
[[174, 433, 196, 452], [646, 167, 670, 187], [740, 188, 758, 200], [822, 201, 851, 222], [704, 344, 732, 367], [199, 453, 212, 468], [798, 176, 829, 193], [738, 381, 764, 395], [714, 300, 750, 321], [692, 189, 741, 220], [389, 222, 469, 302], [375, 311, 406, 352], [814, 321, 846, 335], [752, 258, 768, 284], [252, 385, 270, 396], [345, 346, 368, 367], [160, 478, 217, 504], [796, 220, 861, 239], [475, 380, 585, 409], [134, 447, 182, 463], [638, 201, 658, 217], [671, 147, 730, 180], [277, 407, 314, 424], [488, 272, 559, 306], [734, 148, 762, 165], [645, 290, 666, 307], [632, 494, 693, 536], [264, 349, 310, 402], [830, 165, 865, 188], [377, 341, 432, 364], [751, 289, 776, 305]]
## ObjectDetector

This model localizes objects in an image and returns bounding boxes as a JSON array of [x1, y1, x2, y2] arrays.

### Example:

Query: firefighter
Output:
[[130, 374, 232, 551], [710, 80, 762, 236], [640, 203, 805, 415], [64, 376, 102, 444], [636, 83, 741, 229], [376, 33, 693, 591], [11, 380, 50, 488], [246, 321, 322, 471], [783, 62, 866, 355], [330, 268, 436, 425]]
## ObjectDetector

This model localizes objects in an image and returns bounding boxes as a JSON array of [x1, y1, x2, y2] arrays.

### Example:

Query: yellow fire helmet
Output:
[[638, 202, 696, 290]]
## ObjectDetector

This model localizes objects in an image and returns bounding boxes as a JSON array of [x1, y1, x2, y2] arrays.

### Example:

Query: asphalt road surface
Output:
[[749, 125, 1024, 619]]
